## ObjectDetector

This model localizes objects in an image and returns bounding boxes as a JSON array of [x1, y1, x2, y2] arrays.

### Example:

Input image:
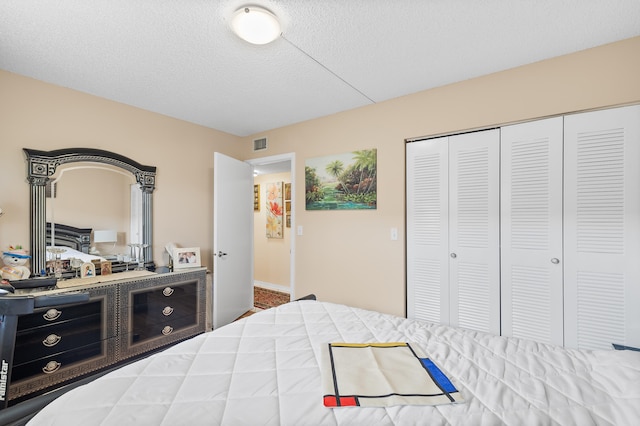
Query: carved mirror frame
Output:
[[24, 148, 156, 275]]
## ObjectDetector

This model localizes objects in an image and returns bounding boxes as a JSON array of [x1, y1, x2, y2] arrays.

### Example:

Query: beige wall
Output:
[[241, 36, 640, 316], [253, 172, 291, 290], [2, 37, 639, 318], [0, 70, 242, 271]]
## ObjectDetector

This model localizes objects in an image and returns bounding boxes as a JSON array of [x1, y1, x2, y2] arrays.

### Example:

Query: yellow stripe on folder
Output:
[[329, 342, 407, 348]]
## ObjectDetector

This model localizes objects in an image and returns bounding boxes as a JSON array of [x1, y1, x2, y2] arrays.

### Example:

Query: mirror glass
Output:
[[46, 162, 142, 258]]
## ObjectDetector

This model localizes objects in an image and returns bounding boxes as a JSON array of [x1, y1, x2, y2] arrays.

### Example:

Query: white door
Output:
[[563, 105, 640, 350], [406, 130, 500, 334], [213, 152, 254, 329], [500, 117, 564, 345], [406, 136, 450, 323], [448, 130, 501, 334]]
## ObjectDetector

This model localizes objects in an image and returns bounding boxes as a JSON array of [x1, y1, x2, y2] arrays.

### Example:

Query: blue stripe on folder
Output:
[[421, 358, 457, 393]]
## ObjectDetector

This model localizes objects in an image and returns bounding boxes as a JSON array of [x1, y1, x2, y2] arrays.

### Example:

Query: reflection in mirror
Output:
[[46, 163, 141, 258], [25, 148, 156, 277]]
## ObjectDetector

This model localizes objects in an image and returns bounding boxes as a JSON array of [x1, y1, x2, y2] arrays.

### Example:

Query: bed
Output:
[[46, 222, 92, 255], [7, 299, 637, 425], [44, 222, 137, 277]]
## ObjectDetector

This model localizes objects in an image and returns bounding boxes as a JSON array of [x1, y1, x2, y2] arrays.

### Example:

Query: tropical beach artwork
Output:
[[305, 149, 377, 210]]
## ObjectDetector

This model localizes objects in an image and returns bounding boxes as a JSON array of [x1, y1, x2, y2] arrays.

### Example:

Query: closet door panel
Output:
[[406, 137, 450, 323], [449, 130, 501, 334], [501, 117, 564, 345], [564, 105, 640, 350]]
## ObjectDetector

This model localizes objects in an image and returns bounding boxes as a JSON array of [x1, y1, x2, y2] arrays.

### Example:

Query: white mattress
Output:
[[28, 301, 640, 425]]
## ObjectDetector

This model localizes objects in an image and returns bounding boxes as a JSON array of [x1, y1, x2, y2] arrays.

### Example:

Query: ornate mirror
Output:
[[24, 148, 156, 275]]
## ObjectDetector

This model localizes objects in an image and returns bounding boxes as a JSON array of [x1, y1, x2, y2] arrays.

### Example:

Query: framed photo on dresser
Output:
[[173, 247, 201, 269]]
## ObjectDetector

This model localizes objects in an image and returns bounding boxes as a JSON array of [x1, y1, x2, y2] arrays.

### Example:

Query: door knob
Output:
[[551, 258, 560, 264], [450, 253, 457, 259], [216, 251, 228, 258]]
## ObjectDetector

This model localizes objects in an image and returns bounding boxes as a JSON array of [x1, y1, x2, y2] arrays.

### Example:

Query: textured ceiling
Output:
[[1, 1, 639, 137]]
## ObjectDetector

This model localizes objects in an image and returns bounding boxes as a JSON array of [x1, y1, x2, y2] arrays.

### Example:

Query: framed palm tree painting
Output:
[[305, 149, 377, 210]]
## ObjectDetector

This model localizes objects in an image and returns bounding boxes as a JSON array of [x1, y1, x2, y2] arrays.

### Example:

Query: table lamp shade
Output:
[[94, 230, 117, 243]]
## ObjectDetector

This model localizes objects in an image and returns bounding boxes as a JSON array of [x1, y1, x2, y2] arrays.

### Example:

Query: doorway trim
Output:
[[247, 153, 296, 299]]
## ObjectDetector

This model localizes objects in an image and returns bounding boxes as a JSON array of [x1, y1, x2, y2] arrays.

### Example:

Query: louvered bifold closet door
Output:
[[406, 137, 450, 324], [564, 105, 640, 350], [500, 117, 564, 346], [449, 130, 500, 334]]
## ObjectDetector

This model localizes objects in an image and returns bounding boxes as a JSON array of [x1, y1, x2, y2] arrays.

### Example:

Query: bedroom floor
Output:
[[236, 287, 290, 320]]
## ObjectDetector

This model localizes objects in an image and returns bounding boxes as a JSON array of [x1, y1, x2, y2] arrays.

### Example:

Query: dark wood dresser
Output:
[[7, 268, 207, 405]]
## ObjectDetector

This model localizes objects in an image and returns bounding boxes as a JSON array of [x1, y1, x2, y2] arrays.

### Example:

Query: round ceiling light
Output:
[[231, 6, 281, 45]]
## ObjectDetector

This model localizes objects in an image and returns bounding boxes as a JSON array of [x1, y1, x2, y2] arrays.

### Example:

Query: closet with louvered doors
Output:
[[406, 129, 501, 335], [501, 104, 640, 350], [408, 104, 640, 350]]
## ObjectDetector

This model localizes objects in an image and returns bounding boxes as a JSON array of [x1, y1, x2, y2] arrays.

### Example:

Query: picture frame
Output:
[[81, 262, 96, 278], [254, 184, 260, 211], [305, 148, 377, 210], [100, 260, 112, 275], [284, 183, 291, 200], [173, 247, 201, 269], [46, 259, 71, 276], [265, 181, 284, 239]]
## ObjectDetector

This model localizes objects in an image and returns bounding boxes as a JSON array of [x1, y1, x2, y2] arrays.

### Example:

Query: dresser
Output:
[[7, 268, 207, 405], [119, 271, 206, 360]]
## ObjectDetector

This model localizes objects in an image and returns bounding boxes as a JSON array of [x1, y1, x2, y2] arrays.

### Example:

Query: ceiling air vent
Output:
[[253, 137, 268, 151]]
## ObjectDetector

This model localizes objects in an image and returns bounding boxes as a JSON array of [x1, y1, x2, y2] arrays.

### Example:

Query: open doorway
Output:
[[247, 153, 295, 301]]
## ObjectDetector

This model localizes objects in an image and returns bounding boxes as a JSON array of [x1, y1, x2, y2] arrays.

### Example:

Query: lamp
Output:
[[231, 6, 281, 45], [93, 230, 117, 257], [93, 230, 117, 243]]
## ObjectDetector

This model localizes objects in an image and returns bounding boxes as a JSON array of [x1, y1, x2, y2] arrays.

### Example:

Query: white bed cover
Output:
[[46, 246, 105, 263], [28, 301, 640, 425]]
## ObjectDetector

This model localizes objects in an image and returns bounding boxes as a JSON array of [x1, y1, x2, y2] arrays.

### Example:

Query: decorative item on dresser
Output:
[[173, 247, 201, 269]]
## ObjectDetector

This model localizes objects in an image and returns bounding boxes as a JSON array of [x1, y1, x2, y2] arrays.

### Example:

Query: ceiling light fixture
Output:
[[231, 6, 281, 45]]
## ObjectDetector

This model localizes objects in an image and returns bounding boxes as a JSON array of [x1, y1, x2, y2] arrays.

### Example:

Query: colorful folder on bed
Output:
[[321, 342, 463, 407]]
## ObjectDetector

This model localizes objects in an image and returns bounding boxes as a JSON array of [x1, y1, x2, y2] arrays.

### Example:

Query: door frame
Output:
[[247, 153, 296, 299]]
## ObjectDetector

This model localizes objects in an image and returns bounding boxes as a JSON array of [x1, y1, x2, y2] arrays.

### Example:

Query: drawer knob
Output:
[[42, 360, 61, 374], [162, 325, 173, 336], [162, 306, 174, 316], [43, 334, 62, 347], [162, 287, 174, 297], [43, 309, 62, 321]]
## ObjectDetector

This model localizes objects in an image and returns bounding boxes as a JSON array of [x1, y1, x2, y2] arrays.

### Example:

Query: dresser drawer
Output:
[[131, 283, 199, 312], [118, 270, 207, 360], [14, 313, 103, 363], [11, 340, 105, 383], [130, 310, 198, 344], [17, 300, 102, 330], [136, 291, 197, 320]]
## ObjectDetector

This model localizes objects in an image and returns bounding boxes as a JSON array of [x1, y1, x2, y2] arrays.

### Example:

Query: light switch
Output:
[[391, 227, 398, 241], [297, 225, 303, 236]]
